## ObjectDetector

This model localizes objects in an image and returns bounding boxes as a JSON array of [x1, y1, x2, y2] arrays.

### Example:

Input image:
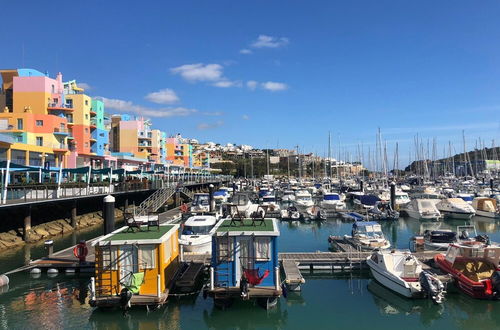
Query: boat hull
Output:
[[366, 258, 420, 298]]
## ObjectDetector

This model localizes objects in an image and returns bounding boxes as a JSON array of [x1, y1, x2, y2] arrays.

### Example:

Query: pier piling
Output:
[[71, 201, 77, 228], [23, 206, 32, 241], [390, 182, 396, 210], [103, 195, 115, 235]]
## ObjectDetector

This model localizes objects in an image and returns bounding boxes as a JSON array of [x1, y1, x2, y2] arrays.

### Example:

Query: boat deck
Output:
[[209, 286, 281, 298], [175, 262, 205, 290], [93, 291, 170, 307], [282, 259, 305, 290]]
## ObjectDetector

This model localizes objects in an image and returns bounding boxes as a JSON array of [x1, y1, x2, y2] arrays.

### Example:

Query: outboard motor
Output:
[[119, 288, 133, 311], [492, 271, 500, 299], [419, 270, 446, 304]]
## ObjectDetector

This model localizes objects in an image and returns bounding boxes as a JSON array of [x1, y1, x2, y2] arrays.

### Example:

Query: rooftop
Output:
[[97, 225, 177, 245], [213, 219, 279, 236]]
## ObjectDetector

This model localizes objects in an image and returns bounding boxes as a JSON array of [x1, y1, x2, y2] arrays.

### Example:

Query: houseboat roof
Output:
[[211, 218, 279, 237], [93, 224, 179, 246]]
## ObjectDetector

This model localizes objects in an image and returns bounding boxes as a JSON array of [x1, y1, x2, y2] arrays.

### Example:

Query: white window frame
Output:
[[102, 246, 118, 270], [139, 245, 156, 269], [255, 237, 271, 261], [218, 236, 234, 262], [164, 238, 172, 262]]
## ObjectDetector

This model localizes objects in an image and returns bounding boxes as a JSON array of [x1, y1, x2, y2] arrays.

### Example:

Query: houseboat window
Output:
[[101, 247, 118, 270], [255, 237, 270, 261], [218, 237, 234, 262], [139, 245, 156, 269], [164, 238, 172, 261]]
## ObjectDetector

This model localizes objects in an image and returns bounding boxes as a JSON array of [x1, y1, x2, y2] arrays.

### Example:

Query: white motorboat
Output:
[[423, 230, 457, 251], [281, 190, 296, 202], [191, 193, 211, 213], [179, 215, 218, 254], [343, 221, 391, 251], [261, 194, 281, 212], [366, 250, 445, 303], [294, 190, 314, 210], [394, 191, 411, 207], [436, 198, 476, 220], [231, 192, 259, 217], [319, 192, 346, 210], [472, 197, 500, 219], [280, 205, 301, 220], [456, 193, 474, 204], [402, 199, 441, 221], [213, 188, 230, 203]]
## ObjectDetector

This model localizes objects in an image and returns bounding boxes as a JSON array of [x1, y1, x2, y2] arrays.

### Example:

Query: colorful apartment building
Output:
[[0, 69, 69, 168], [165, 135, 194, 168]]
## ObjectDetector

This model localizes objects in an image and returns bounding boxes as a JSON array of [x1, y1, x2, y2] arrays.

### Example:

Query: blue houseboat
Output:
[[207, 211, 281, 309]]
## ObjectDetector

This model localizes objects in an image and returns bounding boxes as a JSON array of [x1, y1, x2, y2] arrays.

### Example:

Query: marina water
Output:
[[0, 216, 499, 330]]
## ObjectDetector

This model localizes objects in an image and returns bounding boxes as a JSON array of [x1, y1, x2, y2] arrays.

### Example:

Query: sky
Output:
[[1, 0, 499, 168]]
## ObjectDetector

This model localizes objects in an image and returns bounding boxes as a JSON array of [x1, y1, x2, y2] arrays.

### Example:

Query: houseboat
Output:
[[206, 212, 281, 309], [89, 224, 180, 309]]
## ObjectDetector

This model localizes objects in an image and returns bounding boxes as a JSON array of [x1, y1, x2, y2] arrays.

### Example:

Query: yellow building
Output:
[[90, 224, 180, 308]]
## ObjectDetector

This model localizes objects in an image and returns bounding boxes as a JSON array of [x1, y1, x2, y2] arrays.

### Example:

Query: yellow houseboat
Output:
[[89, 224, 180, 309]]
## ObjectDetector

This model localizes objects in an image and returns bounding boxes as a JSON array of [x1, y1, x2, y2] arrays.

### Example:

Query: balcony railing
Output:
[[54, 127, 69, 134], [48, 103, 73, 110]]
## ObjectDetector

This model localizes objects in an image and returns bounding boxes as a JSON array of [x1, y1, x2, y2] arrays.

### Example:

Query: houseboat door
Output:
[[119, 245, 138, 287], [235, 237, 254, 285]]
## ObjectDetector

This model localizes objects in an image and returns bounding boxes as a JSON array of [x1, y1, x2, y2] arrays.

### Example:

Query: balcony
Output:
[[47, 103, 74, 112], [53, 127, 69, 136], [0, 125, 23, 133], [53, 143, 69, 152]]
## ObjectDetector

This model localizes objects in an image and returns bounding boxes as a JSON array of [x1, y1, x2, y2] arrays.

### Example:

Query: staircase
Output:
[[135, 187, 175, 217]]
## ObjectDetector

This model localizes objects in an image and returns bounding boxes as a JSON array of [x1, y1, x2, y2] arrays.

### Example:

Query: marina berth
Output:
[[89, 224, 181, 309], [206, 213, 281, 310]]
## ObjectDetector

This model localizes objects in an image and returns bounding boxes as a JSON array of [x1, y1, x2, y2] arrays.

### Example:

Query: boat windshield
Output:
[[297, 196, 312, 201], [193, 195, 209, 206], [263, 197, 276, 202], [234, 194, 249, 206], [182, 225, 213, 235]]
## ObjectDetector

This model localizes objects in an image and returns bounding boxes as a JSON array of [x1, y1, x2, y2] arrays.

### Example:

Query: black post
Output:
[[490, 178, 494, 190], [359, 180, 363, 192], [209, 184, 214, 212], [390, 182, 396, 210], [103, 195, 115, 234]]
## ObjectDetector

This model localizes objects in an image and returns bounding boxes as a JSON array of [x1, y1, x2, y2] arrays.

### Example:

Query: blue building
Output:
[[208, 215, 281, 309]]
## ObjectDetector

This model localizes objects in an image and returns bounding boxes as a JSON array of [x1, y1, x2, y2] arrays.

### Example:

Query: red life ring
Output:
[[73, 242, 88, 262], [180, 204, 189, 213]]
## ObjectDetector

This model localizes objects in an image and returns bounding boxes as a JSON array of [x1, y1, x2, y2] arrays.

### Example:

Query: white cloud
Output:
[[100, 97, 197, 118], [78, 82, 92, 90], [197, 120, 224, 130], [240, 48, 253, 54], [261, 81, 288, 91], [203, 111, 224, 116], [251, 35, 289, 48], [212, 80, 242, 88], [145, 88, 179, 104], [170, 63, 223, 82], [242, 114, 250, 120], [246, 80, 258, 90]]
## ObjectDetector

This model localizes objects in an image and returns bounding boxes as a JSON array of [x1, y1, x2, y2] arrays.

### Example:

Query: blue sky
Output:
[[1, 0, 499, 167]]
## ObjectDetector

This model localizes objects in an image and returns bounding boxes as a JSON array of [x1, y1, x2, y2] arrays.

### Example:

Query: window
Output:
[[85, 100, 88, 106], [164, 238, 172, 261], [255, 237, 271, 261], [16, 136, 23, 143], [85, 128, 89, 133], [218, 236, 233, 262], [17, 119, 23, 130], [85, 142, 89, 148], [101, 247, 118, 270], [85, 114, 89, 120], [36, 137, 43, 146], [51, 84, 55, 93], [66, 99, 73, 108], [36, 120, 43, 127], [139, 245, 156, 269]]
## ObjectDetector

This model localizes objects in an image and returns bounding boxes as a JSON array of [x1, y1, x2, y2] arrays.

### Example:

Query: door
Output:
[[235, 237, 254, 285], [119, 245, 138, 288]]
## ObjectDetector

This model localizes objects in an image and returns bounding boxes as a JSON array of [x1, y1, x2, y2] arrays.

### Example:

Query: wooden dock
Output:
[[175, 262, 205, 292], [281, 259, 305, 291]]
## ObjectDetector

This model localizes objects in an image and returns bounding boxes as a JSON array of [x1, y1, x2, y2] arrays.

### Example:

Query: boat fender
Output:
[[491, 271, 500, 297], [483, 279, 493, 296], [281, 283, 288, 299], [0, 274, 9, 287], [180, 204, 189, 213], [120, 288, 133, 311]]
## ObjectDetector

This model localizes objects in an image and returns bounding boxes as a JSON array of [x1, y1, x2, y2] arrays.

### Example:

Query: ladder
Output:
[[215, 232, 232, 289], [95, 245, 115, 296], [135, 187, 194, 217]]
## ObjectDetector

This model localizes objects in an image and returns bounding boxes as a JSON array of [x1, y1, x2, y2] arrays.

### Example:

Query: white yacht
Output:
[[436, 198, 476, 220], [366, 250, 445, 303], [231, 192, 259, 217], [281, 190, 296, 202], [179, 215, 218, 254], [191, 193, 210, 213], [342, 221, 391, 251], [394, 191, 411, 207], [294, 190, 314, 210], [261, 194, 281, 212], [319, 192, 346, 210], [402, 199, 441, 221], [472, 197, 500, 219]]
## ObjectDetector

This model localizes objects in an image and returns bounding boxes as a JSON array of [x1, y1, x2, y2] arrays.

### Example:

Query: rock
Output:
[[34, 228, 50, 238]]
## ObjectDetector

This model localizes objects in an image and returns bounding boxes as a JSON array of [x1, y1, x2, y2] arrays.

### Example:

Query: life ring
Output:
[[180, 204, 189, 213], [73, 242, 88, 262]]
